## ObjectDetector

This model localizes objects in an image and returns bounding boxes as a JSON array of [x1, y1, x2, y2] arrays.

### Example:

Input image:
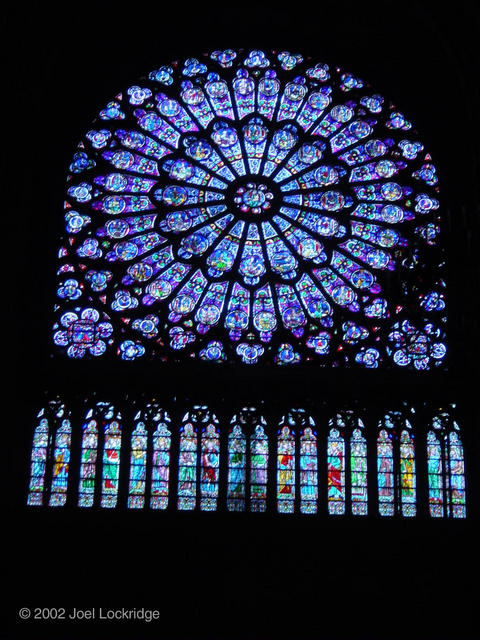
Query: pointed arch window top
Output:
[[52, 48, 445, 368]]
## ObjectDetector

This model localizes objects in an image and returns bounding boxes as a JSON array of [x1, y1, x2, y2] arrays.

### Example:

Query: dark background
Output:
[[5, 1, 479, 638]]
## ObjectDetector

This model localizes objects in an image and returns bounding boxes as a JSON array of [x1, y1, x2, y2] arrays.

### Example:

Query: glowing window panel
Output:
[[177, 422, 198, 511], [27, 418, 50, 506], [200, 423, 220, 511], [101, 420, 122, 508], [128, 422, 148, 508], [250, 424, 268, 512], [350, 427, 368, 515], [427, 430, 444, 518], [277, 426, 295, 513], [399, 429, 416, 517], [300, 427, 318, 514], [54, 49, 445, 370], [151, 421, 171, 510], [49, 419, 72, 507], [327, 428, 345, 514], [227, 424, 247, 512], [78, 419, 98, 507], [377, 429, 394, 516], [447, 432, 466, 518]]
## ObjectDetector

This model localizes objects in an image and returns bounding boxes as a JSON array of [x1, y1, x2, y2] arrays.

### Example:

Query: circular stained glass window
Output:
[[53, 49, 446, 368]]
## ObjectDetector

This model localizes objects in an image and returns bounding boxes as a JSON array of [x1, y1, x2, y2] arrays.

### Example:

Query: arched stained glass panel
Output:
[[27, 418, 50, 506], [177, 422, 198, 511], [427, 430, 444, 517], [227, 423, 247, 512], [53, 49, 445, 369], [399, 428, 416, 516], [327, 428, 345, 514], [151, 419, 171, 510], [200, 423, 220, 511], [101, 420, 122, 508], [350, 427, 368, 515], [250, 424, 268, 512], [447, 431, 466, 518], [428, 411, 467, 519], [78, 418, 98, 507], [277, 425, 295, 513], [128, 422, 148, 508], [377, 429, 394, 516], [300, 426, 318, 514], [49, 419, 72, 506]]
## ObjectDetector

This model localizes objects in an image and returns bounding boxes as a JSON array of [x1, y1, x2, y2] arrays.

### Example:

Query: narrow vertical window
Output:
[[300, 426, 317, 514], [49, 419, 72, 506], [350, 427, 368, 515], [399, 429, 416, 516], [78, 419, 98, 507], [200, 423, 220, 511], [27, 418, 50, 506], [447, 431, 466, 518], [377, 429, 394, 516], [250, 424, 268, 512], [327, 428, 345, 514], [128, 422, 148, 508], [427, 430, 444, 517], [227, 424, 246, 512], [277, 426, 295, 513], [101, 420, 122, 508], [177, 422, 197, 511], [151, 421, 171, 510]]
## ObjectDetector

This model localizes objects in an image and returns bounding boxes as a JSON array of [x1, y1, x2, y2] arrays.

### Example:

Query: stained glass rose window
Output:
[[53, 49, 445, 367]]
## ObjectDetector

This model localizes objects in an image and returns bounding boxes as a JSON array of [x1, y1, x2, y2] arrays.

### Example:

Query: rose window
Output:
[[53, 48, 445, 367]]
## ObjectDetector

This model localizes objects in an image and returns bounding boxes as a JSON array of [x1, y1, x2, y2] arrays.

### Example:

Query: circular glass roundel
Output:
[[54, 48, 445, 368]]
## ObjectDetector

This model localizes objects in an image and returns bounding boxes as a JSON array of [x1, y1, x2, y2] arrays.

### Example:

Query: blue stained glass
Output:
[[233, 69, 256, 119], [78, 418, 98, 508], [101, 420, 122, 508], [250, 424, 268, 512], [151, 417, 171, 510], [327, 428, 345, 515], [377, 429, 394, 516], [300, 427, 318, 514], [49, 419, 72, 507], [27, 418, 50, 506], [277, 426, 295, 513], [55, 48, 444, 368], [447, 431, 466, 518], [428, 412, 467, 519], [205, 75, 235, 120], [400, 428, 416, 517], [177, 421, 198, 511], [427, 430, 444, 518], [350, 427, 368, 516], [227, 424, 247, 512], [128, 422, 148, 509], [200, 422, 220, 511]]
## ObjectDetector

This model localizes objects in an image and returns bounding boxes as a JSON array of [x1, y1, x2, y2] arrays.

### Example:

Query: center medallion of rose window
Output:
[[234, 182, 273, 214]]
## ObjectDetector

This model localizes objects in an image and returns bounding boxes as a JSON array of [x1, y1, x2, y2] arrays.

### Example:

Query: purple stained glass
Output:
[[53, 49, 445, 368]]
